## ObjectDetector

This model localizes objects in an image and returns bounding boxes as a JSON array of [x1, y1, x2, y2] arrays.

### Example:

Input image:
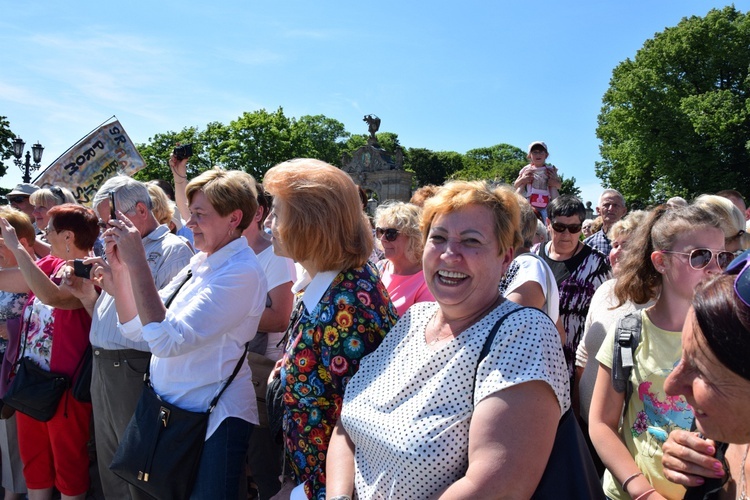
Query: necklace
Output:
[[740, 443, 749, 500], [426, 295, 504, 346]]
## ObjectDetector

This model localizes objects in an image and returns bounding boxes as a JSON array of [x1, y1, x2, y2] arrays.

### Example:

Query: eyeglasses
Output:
[[530, 149, 546, 155], [375, 227, 399, 242], [45, 225, 57, 234], [662, 248, 734, 271], [726, 248, 750, 306], [551, 221, 582, 234], [97, 220, 109, 230], [7, 196, 27, 204]]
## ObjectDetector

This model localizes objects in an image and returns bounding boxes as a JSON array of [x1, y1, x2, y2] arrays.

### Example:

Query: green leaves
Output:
[[597, 6, 750, 205]]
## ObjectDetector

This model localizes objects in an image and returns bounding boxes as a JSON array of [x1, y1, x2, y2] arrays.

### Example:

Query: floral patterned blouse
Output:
[[281, 264, 398, 500], [0, 290, 27, 355]]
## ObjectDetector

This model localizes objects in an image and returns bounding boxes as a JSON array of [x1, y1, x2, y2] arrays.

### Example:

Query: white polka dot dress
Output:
[[341, 300, 570, 499]]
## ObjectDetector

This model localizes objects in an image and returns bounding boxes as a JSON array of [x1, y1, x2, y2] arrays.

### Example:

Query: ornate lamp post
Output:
[[12, 138, 44, 184]]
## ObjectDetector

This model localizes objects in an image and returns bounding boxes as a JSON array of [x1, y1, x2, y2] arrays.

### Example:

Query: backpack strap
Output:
[[611, 311, 642, 421]]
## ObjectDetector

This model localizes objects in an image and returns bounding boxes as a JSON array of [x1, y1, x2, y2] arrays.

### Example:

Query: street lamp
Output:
[[12, 137, 44, 184]]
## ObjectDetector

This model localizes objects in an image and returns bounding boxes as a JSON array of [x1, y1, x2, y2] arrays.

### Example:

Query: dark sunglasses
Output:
[[662, 248, 734, 271], [726, 248, 750, 306], [375, 227, 399, 242], [7, 196, 27, 204], [551, 221, 582, 234], [50, 186, 65, 203]]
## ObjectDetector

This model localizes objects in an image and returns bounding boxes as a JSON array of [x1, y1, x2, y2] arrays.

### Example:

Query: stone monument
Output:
[[342, 115, 412, 209]]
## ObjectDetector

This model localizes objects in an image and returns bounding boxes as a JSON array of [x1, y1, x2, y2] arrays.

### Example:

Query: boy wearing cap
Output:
[[514, 141, 560, 220]]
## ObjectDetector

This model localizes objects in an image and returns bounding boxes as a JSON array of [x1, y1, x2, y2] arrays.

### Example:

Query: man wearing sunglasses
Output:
[[584, 189, 627, 258], [5, 183, 39, 220]]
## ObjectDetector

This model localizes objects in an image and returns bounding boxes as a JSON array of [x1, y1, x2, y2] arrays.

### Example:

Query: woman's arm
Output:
[[258, 281, 294, 333], [435, 381, 559, 499], [589, 364, 666, 499], [0, 218, 81, 309], [326, 420, 356, 498], [170, 155, 191, 223]]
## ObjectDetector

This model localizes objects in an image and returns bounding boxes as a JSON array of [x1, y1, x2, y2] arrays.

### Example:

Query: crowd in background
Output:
[[0, 139, 748, 499]]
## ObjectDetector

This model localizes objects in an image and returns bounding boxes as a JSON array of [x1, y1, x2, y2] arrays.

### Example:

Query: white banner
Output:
[[34, 118, 145, 205]]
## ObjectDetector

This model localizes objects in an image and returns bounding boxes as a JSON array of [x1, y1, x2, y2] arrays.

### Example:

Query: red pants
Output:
[[16, 389, 92, 496]]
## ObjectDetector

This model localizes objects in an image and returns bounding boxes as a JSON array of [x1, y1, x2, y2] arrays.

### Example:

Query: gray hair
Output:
[[599, 189, 625, 206], [93, 176, 152, 214]]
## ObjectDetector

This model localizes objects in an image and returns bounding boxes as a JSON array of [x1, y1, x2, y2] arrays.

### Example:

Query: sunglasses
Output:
[[7, 196, 27, 204], [661, 248, 734, 271], [375, 227, 399, 242], [726, 248, 750, 306], [551, 221, 582, 234], [50, 186, 65, 203]]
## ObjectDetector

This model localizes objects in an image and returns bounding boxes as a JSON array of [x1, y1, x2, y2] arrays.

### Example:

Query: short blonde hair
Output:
[[185, 169, 257, 231], [0, 207, 35, 247], [421, 181, 521, 255], [263, 158, 373, 271], [694, 194, 750, 250], [374, 201, 424, 263], [146, 182, 174, 226], [30, 186, 76, 207]]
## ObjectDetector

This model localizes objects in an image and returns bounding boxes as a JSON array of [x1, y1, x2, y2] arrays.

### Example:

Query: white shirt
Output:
[[255, 245, 296, 359], [341, 301, 570, 498], [501, 253, 560, 322], [120, 237, 267, 438]]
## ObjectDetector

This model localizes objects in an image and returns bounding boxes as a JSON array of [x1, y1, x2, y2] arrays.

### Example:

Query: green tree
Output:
[[451, 144, 527, 183], [405, 148, 463, 187], [596, 6, 750, 205], [558, 175, 581, 198], [0, 116, 15, 179], [293, 115, 350, 166], [134, 127, 203, 183]]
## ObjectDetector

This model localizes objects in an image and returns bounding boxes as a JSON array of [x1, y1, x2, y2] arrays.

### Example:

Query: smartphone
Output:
[[73, 259, 93, 279], [109, 191, 117, 220]]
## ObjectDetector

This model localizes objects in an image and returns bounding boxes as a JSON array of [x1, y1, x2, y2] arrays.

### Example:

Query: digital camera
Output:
[[173, 144, 194, 161]]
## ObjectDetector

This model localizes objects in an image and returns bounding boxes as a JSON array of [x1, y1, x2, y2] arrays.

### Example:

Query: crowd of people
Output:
[[0, 139, 747, 499]]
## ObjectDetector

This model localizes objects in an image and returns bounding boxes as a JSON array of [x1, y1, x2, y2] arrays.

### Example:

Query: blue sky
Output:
[[1, 1, 747, 206]]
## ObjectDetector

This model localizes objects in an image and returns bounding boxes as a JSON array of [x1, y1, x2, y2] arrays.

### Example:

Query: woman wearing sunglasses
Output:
[[589, 204, 730, 500], [659, 252, 750, 500], [660, 251, 750, 499], [373, 202, 434, 317], [535, 195, 611, 386]]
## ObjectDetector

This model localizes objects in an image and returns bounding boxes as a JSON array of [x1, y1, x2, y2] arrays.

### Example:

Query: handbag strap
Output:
[[207, 342, 250, 413], [165, 270, 192, 309], [472, 304, 530, 401]]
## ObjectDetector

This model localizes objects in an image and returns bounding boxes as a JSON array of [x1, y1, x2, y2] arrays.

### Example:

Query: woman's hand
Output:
[[61, 262, 99, 302], [662, 430, 725, 487], [0, 217, 23, 254], [169, 155, 189, 180], [268, 358, 283, 384], [104, 213, 146, 269]]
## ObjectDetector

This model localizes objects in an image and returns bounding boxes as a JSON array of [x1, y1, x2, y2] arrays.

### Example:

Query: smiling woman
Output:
[[326, 180, 570, 499]]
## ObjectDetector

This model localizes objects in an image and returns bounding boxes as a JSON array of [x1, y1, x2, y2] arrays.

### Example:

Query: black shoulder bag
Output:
[[109, 271, 251, 499], [2, 310, 69, 422], [474, 305, 605, 500]]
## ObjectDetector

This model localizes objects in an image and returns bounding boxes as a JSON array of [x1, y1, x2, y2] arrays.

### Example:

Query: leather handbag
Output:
[[2, 314, 70, 422], [2, 357, 69, 422], [476, 306, 604, 500], [110, 342, 249, 500]]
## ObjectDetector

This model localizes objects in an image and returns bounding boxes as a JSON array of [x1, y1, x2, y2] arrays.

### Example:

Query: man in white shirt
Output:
[[77, 176, 193, 500]]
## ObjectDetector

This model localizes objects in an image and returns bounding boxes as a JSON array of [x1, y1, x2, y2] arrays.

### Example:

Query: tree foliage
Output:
[[451, 144, 527, 184], [0, 116, 15, 179], [596, 6, 750, 205], [131, 111, 582, 199]]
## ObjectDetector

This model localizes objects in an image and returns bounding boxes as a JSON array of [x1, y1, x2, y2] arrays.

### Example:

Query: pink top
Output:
[[378, 261, 434, 317]]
